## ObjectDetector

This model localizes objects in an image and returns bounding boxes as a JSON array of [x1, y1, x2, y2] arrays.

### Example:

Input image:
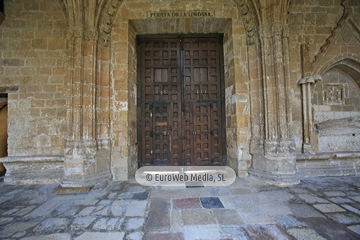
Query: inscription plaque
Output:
[[147, 10, 215, 19]]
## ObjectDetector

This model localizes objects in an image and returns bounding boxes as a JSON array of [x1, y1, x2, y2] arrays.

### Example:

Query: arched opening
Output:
[[313, 59, 360, 153]]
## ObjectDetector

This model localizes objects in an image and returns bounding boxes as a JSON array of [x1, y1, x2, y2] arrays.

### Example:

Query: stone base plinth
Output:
[[249, 168, 300, 185], [2, 156, 64, 184]]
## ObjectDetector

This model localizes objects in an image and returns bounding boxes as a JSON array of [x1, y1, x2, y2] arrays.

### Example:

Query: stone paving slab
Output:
[[75, 232, 125, 240], [0, 176, 360, 239], [274, 215, 307, 228], [183, 225, 222, 240], [287, 228, 326, 240], [348, 225, 360, 235], [313, 203, 346, 213], [182, 209, 216, 225], [301, 217, 359, 240], [144, 199, 170, 232], [22, 233, 71, 240], [172, 198, 202, 209], [212, 209, 245, 226], [326, 212, 360, 224], [242, 224, 294, 240]]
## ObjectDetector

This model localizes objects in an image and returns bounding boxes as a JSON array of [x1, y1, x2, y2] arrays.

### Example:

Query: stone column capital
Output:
[[298, 75, 322, 85]]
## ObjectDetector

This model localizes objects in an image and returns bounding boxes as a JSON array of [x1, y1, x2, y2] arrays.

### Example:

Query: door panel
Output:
[[137, 35, 225, 166]]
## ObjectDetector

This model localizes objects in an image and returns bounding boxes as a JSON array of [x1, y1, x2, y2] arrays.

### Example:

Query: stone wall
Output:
[[0, 0, 67, 183], [0, 0, 359, 185], [1, 0, 67, 156]]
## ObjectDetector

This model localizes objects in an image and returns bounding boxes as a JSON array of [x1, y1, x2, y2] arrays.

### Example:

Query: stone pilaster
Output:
[[249, 21, 299, 184], [60, 0, 114, 188]]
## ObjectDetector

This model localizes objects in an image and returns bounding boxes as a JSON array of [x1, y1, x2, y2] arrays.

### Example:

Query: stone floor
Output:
[[1, 176, 360, 240]]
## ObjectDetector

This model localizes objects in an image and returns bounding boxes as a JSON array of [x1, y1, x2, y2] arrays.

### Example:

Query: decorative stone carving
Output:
[[234, 0, 259, 45], [99, 0, 123, 47], [323, 84, 343, 105]]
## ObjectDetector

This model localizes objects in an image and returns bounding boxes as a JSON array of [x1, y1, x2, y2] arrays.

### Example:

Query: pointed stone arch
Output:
[[312, 0, 360, 75]]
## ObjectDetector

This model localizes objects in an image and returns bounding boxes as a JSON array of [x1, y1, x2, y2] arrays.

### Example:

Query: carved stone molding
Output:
[[99, 0, 123, 47], [234, 0, 259, 45], [312, 0, 352, 67]]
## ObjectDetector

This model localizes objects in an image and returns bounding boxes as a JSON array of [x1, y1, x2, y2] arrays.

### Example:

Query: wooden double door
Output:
[[137, 34, 226, 166]]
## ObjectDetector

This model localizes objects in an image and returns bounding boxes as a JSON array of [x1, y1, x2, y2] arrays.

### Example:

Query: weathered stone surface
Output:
[[0, 221, 39, 238], [92, 206, 110, 216], [22, 233, 71, 240], [171, 210, 182, 232], [183, 225, 222, 240], [242, 214, 276, 224], [262, 190, 294, 203], [287, 228, 326, 240], [75, 232, 125, 240], [200, 197, 224, 209], [149, 188, 209, 199], [53, 186, 92, 194], [125, 217, 145, 230], [221, 226, 248, 239], [125, 201, 148, 216], [34, 218, 70, 232], [172, 198, 202, 209], [262, 204, 293, 216], [144, 232, 184, 240], [342, 204, 360, 215], [288, 204, 326, 218], [350, 196, 360, 202], [242, 224, 295, 240], [206, 187, 230, 196], [78, 206, 96, 216], [13, 206, 36, 216], [329, 197, 354, 204], [70, 217, 96, 230], [326, 212, 360, 224], [212, 209, 245, 226], [182, 209, 216, 225], [313, 204, 346, 213], [131, 192, 149, 200], [0, 217, 14, 226], [298, 194, 329, 204], [92, 217, 121, 230], [1, 175, 360, 240], [323, 191, 346, 197], [125, 232, 144, 240], [275, 215, 307, 228], [144, 199, 170, 232], [348, 225, 360, 235], [301, 217, 359, 240]]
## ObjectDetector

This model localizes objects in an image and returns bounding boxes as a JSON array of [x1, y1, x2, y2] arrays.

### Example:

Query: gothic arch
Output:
[[320, 56, 360, 89]]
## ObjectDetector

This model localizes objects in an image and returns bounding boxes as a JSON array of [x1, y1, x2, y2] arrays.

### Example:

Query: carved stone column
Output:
[[59, 0, 115, 189], [249, 21, 299, 184]]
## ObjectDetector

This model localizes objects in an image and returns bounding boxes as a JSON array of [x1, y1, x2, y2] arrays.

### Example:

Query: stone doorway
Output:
[[111, 14, 250, 180], [137, 34, 226, 166]]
